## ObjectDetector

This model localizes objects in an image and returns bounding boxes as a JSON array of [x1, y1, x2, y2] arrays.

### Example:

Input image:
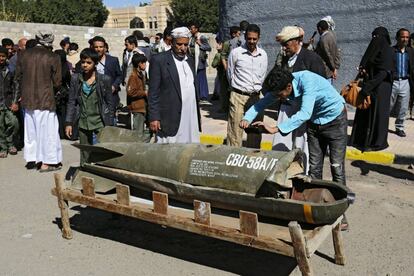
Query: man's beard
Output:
[[172, 51, 186, 61]]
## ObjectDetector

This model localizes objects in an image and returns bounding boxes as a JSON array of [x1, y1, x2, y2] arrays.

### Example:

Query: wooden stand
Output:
[[52, 174, 345, 275]]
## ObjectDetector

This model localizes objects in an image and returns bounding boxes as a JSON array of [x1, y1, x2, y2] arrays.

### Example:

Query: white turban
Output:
[[276, 26, 301, 43], [35, 31, 54, 47], [321, 16, 335, 31], [171, 27, 191, 39]]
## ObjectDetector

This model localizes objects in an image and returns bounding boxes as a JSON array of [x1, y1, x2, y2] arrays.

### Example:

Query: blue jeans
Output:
[[307, 109, 347, 184], [390, 79, 410, 131]]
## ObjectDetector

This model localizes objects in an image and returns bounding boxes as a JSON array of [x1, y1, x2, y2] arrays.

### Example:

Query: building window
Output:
[[130, 17, 144, 28], [149, 16, 153, 29], [153, 16, 158, 29]]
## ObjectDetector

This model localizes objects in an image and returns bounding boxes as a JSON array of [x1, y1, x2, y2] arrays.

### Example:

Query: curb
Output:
[[199, 134, 414, 165]]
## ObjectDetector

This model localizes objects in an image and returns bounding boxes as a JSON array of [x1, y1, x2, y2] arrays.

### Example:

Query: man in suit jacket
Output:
[[315, 20, 340, 81], [148, 27, 201, 144], [121, 35, 145, 86], [92, 36, 122, 109], [276, 27, 326, 77]]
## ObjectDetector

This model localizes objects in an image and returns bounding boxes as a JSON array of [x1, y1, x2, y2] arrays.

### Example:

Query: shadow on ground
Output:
[[351, 160, 414, 181], [54, 207, 298, 276], [199, 100, 227, 121]]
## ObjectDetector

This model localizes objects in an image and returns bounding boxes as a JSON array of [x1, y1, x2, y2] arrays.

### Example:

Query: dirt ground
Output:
[[1, 140, 413, 276]]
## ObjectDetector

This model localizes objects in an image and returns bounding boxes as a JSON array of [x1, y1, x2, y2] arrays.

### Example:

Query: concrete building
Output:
[[104, 0, 172, 34], [219, 0, 414, 89]]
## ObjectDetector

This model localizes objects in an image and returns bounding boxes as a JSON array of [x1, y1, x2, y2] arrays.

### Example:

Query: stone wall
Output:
[[219, 0, 414, 88], [0, 20, 218, 75], [0, 20, 135, 60]]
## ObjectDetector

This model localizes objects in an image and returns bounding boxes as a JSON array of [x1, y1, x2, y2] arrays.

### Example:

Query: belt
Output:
[[232, 87, 260, 96], [394, 76, 409, 81]]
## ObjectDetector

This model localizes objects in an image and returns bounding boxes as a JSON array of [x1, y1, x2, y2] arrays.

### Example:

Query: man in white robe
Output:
[[14, 31, 63, 171], [148, 27, 201, 144]]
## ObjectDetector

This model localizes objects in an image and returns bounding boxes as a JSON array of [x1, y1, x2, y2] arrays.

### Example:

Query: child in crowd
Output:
[[65, 48, 114, 165], [127, 53, 149, 139], [0, 46, 19, 158]]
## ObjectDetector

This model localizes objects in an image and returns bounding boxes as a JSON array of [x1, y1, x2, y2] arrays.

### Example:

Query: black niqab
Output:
[[359, 26, 391, 70]]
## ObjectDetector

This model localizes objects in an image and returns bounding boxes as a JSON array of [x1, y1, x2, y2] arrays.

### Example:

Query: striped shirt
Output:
[[395, 49, 409, 79]]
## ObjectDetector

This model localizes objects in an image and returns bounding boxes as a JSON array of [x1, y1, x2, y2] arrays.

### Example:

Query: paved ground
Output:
[[0, 143, 413, 275]]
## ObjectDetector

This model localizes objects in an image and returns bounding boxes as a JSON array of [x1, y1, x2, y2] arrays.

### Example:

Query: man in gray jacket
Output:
[[315, 20, 340, 81]]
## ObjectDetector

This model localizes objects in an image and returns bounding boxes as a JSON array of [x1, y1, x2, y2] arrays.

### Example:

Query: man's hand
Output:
[[332, 69, 338, 80], [65, 125, 72, 138], [308, 37, 315, 45], [112, 85, 116, 93], [150, 120, 161, 133], [239, 119, 250, 129], [10, 103, 19, 112], [251, 121, 279, 134]]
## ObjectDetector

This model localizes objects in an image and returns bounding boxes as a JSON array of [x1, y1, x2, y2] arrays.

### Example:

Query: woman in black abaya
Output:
[[350, 27, 393, 152]]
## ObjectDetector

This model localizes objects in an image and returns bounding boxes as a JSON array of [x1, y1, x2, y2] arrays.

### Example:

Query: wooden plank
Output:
[[289, 221, 313, 276], [53, 188, 295, 257], [81, 176, 95, 197], [193, 200, 211, 225], [305, 216, 342, 258], [332, 222, 346, 265], [239, 211, 258, 237], [152, 191, 168, 215], [116, 183, 130, 206], [54, 173, 73, 240]]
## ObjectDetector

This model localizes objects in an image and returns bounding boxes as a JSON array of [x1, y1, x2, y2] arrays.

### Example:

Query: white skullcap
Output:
[[171, 27, 191, 39], [321, 15, 335, 31], [35, 31, 55, 47], [276, 26, 301, 43]]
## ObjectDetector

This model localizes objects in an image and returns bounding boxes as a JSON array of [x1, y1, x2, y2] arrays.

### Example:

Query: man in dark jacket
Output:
[[148, 27, 201, 144], [91, 36, 122, 110], [65, 48, 114, 165], [14, 31, 62, 172]]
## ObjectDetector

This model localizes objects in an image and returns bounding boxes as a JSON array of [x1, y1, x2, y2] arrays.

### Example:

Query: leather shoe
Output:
[[396, 129, 406, 137], [25, 161, 37, 170]]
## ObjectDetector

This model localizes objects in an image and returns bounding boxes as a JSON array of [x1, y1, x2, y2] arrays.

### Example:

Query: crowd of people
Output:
[[0, 18, 412, 205]]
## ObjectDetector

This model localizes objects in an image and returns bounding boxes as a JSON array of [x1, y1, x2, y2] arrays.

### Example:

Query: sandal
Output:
[[39, 165, 62, 173], [8, 146, 17, 155], [0, 151, 7, 158]]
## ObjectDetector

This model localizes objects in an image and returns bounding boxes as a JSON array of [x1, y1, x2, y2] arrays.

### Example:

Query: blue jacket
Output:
[[243, 70, 345, 134]]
